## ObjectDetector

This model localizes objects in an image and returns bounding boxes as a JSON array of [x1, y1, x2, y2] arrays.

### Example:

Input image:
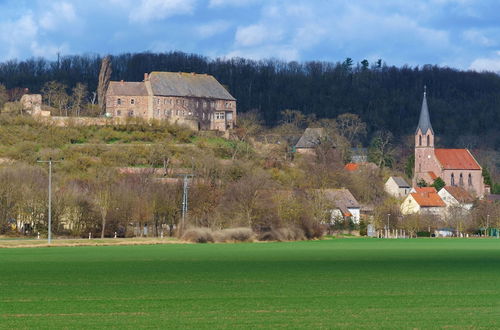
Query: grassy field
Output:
[[1, 239, 500, 329]]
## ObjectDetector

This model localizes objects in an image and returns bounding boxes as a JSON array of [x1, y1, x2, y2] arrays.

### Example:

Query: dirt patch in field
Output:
[[0, 238, 189, 248]]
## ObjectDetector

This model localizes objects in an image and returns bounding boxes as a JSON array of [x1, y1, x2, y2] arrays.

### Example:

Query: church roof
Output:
[[416, 90, 434, 135], [434, 149, 481, 170]]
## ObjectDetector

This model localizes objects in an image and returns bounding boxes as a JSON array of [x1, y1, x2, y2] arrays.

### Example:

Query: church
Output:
[[413, 88, 488, 198]]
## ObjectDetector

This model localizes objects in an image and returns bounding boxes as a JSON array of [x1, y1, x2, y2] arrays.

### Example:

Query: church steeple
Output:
[[416, 86, 433, 135]]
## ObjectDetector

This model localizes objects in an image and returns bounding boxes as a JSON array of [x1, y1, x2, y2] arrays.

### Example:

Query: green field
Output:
[[1, 239, 500, 329]]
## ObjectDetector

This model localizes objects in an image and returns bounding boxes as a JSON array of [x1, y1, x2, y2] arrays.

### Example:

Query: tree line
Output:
[[0, 52, 499, 149]]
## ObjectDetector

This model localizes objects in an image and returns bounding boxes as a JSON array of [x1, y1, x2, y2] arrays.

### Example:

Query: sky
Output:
[[1, 0, 500, 71]]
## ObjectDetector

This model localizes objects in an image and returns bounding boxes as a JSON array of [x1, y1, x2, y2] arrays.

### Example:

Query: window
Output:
[[203, 101, 207, 108], [418, 163, 421, 172], [164, 110, 168, 116], [177, 99, 181, 105], [131, 99, 135, 105], [202, 112, 205, 120], [419, 135, 422, 146], [215, 112, 225, 120], [427, 135, 430, 146], [459, 173, 464, 186], [451, 173, 455, 186], [211, 101, 215, 108], [184, 100, 187, 106], [128, 110, 134, 117], [226, 112, 233, 120], [176, 110, 179, 116], [157, 99, 160, 105], [164, 99, 167, 105], [117, 110, 121, 116], [468, 174, 472, 186], [117, 98, 122, 105]]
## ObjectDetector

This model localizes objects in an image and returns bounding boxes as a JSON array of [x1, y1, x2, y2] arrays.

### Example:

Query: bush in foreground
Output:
[[213, 227, 254, 242], [182, 227, 214, 243]]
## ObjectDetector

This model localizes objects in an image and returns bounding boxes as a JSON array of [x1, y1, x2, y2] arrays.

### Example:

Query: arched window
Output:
[[427, 135, 430, 146], [419, 135, 422, 146], [451, 173, 455, 186], [459, 173, 464, 186], [468, 173, 472, 186]]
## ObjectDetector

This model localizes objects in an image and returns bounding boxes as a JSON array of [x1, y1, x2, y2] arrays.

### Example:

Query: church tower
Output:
[[414, 87, 436, 185]]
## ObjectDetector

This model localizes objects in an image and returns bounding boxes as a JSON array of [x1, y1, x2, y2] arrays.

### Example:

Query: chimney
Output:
[[144, 73, 149, 81]]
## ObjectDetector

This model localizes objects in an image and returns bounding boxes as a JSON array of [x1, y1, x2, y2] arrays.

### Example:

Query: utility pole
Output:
[[178, 174, 194, 233], [37, 158, 61, 244]]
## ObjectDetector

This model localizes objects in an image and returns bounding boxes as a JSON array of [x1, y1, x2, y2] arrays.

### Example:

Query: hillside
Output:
[[1, 52, 499, 149]]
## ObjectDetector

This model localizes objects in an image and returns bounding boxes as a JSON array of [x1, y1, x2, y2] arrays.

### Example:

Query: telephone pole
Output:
[[37, 158, 61, 244], [178, 174, 194, 232]]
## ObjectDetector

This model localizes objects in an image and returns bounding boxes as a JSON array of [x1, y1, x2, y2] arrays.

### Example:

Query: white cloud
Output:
[[235, 24, 283, 47], [208, 0, 259, 8], [129, 0, 197, 22], [39, 2, 77, 31], [0, 13, 38, 60], [469, 54, 500, 72], [462, 29, 495, 47], [195, 20, 231, 38]]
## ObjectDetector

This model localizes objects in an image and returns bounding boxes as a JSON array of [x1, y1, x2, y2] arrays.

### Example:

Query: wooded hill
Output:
[[0, 52, 499, 150]]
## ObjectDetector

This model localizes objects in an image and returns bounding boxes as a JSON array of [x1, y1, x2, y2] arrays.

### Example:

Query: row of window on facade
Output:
[[116, 109, 229, 120], [450, 173, 473, 187], [116, 98, 233, 109]]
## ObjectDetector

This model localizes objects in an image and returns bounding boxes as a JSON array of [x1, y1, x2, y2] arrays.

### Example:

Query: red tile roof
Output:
[[428, 171, 438, 180], [411, 187, 445, 207], [344, 163, 359, 171], [442, 186, 474, 203], [434, 149, 481, 170]]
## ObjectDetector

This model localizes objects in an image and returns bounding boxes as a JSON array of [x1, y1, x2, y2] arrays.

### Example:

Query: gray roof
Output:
[[321, 188, 360, 209], [416, 90, 434, 135], [295, 128, 332, 148], [149, 72, 236, 100], [107, 81, 148, 96], [391, 176, 410, 188]]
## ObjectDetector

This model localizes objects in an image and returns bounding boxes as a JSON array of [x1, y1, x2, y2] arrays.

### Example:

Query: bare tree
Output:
[[336, 113, 367, 145], [71, 83, 87, 117], [97, 56, 112, 115]]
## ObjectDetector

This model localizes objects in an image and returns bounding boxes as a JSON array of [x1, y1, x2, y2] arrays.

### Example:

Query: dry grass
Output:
[[213, 227, 254, 242], [0, 237, 180, 248]]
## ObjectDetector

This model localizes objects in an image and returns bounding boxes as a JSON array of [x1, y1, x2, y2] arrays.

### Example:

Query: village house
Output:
[[401, 187, 446, 217], [413, 88, 487, 197], [106, 72, 237, 131], [321, 188, 361, 224], [385, 176, 411, 198], [294, 128, 331, 154], [438, 186, 474, 211]]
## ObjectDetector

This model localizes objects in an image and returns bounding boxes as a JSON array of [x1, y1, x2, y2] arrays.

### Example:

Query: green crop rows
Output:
[[1, 239, 500, 328]]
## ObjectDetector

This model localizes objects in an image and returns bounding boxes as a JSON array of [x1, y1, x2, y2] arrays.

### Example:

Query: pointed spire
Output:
[[416, 86, 433, 135]]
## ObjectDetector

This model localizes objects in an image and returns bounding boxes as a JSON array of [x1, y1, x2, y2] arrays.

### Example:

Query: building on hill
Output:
[[294, 128, 330, 154], [401, 187, 446, 217], [106, 72, 236, 131], [413, 88, 487, 197], [385, 176, 411, 198]]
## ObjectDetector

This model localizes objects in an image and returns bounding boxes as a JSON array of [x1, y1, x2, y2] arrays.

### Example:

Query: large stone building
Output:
[[413, 89, 487, 197], [106, 72, 236, 131]]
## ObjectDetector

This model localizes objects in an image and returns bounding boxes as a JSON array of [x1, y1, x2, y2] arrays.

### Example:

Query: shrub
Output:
[[181, 227, 214, 243], [213, 227, 254, 242], [258, 227, 305, 241]]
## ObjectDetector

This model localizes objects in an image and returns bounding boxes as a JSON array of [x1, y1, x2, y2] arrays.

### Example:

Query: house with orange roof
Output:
[[413, 88, 487, 197], [401, 187, 446, 216]]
